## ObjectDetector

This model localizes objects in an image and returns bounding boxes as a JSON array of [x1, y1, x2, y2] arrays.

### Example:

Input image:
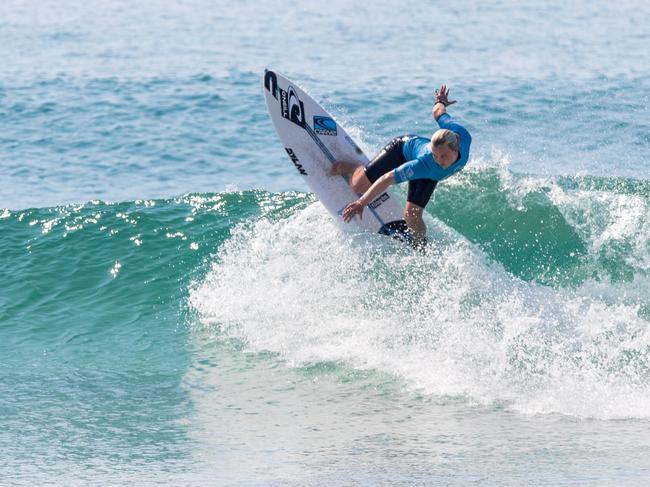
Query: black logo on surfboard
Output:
[[285, 148, 308, 176], [280, 86, 306, 128], [264, 70, 278, 99], [265, 70, 306, 128]]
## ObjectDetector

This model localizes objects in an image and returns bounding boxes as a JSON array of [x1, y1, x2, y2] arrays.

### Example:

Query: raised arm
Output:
[[432, 84, 456, 121]]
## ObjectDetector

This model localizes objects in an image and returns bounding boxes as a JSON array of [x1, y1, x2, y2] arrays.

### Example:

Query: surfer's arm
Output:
[[433, 102, 447, 121], [359, 171, 395, 207], [342, 171, 396, 222], [432, 84, 456, 121]]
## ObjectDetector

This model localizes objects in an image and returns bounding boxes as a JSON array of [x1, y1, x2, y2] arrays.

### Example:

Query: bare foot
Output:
[[329, 160, 359, 176]]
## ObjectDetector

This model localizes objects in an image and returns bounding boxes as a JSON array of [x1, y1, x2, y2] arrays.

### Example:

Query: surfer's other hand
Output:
[[434, 84, 456, 107], [342, 200, 364, 222]]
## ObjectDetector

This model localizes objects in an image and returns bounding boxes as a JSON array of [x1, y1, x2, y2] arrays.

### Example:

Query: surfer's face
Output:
[[432, 143, 458, 169]]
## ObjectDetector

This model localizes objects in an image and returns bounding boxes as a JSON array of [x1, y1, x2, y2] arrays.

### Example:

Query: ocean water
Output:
[[1, 1, 649, 485]]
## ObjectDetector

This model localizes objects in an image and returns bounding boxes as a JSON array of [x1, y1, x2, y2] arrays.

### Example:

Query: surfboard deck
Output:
[[263, 69, 409, 240]]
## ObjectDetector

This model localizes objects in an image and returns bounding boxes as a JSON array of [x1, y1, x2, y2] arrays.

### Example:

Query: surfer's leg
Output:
[[333, 136, 409, 194], [329, 160, 360, 176], [404, 179, 438, 248], [404, 202, 427, 248], [361, 136, 408, 193], [330, 161, 371, 193], [407, 179, 437, 209], [350, 167, 371, 193]]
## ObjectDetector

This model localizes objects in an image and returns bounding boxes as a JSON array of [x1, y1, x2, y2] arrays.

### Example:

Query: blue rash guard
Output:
[[394, 113, 472, 184]]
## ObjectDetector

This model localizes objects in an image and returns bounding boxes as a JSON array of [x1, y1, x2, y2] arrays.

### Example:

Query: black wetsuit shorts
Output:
[[364, 135, 438, 209]]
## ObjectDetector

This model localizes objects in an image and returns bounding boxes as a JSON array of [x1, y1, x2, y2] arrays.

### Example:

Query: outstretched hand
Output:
[[342, 199, 364, 222], [435, 84, 456, 107]]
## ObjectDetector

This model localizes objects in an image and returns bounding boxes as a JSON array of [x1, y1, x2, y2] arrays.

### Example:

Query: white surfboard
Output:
[[263, 69, 409, 240]]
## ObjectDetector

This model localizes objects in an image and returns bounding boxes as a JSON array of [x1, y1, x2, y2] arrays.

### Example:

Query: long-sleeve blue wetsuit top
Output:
[[394, 113, 472, 184]]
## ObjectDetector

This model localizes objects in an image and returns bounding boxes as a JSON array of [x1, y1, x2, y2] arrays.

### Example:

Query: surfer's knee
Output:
[[350, 167, 371, 193]]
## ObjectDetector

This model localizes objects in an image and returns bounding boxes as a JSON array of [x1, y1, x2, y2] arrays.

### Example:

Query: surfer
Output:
[[331, 85, 471, 248]]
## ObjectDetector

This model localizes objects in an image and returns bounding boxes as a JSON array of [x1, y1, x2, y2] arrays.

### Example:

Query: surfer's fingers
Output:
[[342, 206, 353, 222], [343, 202, 362, 222]]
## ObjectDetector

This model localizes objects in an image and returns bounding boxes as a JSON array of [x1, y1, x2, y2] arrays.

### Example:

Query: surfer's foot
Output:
[[330, 160, 360, 176]]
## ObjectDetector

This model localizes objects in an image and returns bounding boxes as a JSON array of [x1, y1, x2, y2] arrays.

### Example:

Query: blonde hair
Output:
[[431, 129, 459, 152]]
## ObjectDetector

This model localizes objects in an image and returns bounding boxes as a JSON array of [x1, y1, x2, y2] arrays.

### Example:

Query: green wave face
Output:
[[1, 190, 314, 360], [0, 190, 313, 462]]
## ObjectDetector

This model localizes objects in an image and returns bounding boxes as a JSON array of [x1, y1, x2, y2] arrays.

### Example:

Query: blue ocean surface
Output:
[[1, 1, 649, 485]]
